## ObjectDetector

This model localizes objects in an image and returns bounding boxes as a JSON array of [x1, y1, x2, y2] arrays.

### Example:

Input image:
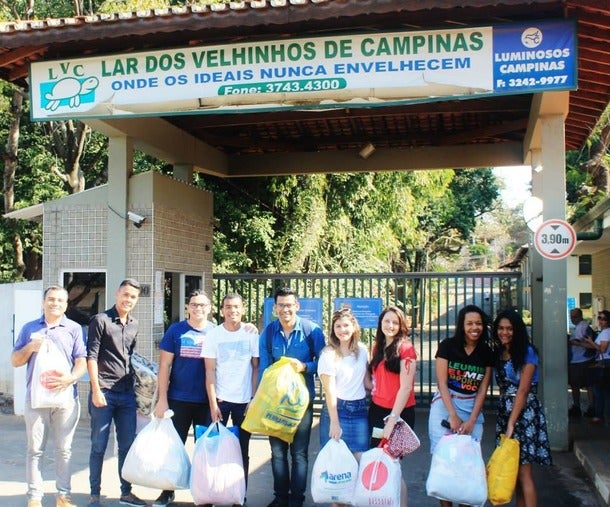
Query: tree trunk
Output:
[[3, 88, 28, 278], [48, 120, 89, 193], [3, 88, 22, 214]]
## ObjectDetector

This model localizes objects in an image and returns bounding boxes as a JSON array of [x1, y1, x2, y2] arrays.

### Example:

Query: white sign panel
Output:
[[534, 219, 576, 260], [29, 20, 575, 120]]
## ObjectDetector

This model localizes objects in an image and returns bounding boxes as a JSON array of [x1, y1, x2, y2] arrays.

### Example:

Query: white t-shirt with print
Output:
[[201, 324, 259, 404], [318, 342, 368, 401]]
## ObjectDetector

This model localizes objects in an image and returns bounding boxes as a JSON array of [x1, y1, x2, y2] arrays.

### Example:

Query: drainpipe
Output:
[[576, 218, 604, 240]]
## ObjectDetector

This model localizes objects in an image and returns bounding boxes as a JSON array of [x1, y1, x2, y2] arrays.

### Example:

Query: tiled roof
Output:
[[0, 0, 608, 155]]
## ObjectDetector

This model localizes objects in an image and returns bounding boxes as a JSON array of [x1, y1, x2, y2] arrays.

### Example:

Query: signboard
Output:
[[262, 297, 323, 329], [29, 20, 576, 120], [334, 298, 383, 328], [534, 219, 576, 260]]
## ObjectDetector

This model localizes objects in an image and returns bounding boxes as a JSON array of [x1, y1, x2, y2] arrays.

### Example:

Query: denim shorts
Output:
[[320, 397, 369, 452]]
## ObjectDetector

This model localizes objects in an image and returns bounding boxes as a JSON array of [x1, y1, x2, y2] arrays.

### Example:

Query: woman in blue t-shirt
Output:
[[492, 310, 552, 507]]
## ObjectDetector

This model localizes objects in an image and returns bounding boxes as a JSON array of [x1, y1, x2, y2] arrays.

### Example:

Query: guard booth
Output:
[[1, 1, 609, 449]]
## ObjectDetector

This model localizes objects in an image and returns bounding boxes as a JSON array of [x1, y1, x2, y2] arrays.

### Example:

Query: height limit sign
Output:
[[534, 219, 577, 260]]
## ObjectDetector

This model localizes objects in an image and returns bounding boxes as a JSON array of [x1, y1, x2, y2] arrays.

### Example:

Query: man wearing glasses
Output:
[[153, 290, 214, 507], [259, 287, 326, 507]]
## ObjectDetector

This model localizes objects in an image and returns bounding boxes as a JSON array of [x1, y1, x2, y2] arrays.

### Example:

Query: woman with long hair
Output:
[[318, 308, 370, 507], [492, 309, 551, 507], [367, 306, 417, 507], [428, 304, 494, 507]]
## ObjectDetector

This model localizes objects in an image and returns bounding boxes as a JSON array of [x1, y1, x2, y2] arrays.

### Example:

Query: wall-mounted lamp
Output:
[[359, 142, 376, 160], [533, 163, 543, 173]]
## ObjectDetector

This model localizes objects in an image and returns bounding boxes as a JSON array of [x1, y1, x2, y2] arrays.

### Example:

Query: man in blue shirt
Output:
[[12, 285, 87, 507], [259, 287, 326, 507]]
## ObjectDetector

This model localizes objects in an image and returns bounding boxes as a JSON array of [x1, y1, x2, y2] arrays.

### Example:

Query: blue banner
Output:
[[493, 20, 576, 93]]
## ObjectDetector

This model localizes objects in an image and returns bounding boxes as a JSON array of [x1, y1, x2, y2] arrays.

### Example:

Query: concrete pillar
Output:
[[539, 115, 569, 451], [106, 136, 133, 299], [530, 150, 543, 351], [173, 164, 194, 183]]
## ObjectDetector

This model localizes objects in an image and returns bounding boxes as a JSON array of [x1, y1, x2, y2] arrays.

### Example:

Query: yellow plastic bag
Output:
[[242, 357, 309, 443], [486, 434, 520, 505]]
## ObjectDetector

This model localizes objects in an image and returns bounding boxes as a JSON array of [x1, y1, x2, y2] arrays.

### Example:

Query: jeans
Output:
[[320, 398, 369, 452], [217, 400, 251, 487], [88, 389, 137, 497], [269, 405, 314, 506], [592, 363, 610, 419], [25, 398, 80, 499]]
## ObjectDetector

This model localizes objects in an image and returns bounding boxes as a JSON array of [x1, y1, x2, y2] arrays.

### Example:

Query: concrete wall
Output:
[[0, 280, 43, 397], [567, 254, 593, 319], [593, 248, 610, 314]]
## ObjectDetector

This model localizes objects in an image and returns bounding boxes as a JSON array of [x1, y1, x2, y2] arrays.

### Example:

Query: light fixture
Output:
[[359, 142, 376, 159], [522, 196, 543, 232]]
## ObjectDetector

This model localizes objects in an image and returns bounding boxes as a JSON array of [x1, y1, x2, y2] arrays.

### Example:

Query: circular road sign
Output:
[[534, 219, 576, 260]]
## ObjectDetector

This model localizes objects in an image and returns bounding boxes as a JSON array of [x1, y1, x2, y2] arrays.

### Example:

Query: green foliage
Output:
[[98, 0, 230, 13]]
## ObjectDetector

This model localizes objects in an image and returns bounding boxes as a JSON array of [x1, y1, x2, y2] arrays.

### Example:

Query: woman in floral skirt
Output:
[[492, 310, 552, 507]]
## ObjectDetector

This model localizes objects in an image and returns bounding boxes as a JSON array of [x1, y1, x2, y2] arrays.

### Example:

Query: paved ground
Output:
[[0, 408, 606, 506]]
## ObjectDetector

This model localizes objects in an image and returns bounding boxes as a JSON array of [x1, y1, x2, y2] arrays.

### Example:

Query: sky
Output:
[[493, 165, 532, 208]]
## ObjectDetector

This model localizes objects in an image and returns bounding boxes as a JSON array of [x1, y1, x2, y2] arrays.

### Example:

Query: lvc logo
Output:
[[39, 76, 99, 111]]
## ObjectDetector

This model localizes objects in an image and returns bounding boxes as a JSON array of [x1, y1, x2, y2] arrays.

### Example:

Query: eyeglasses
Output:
[[189, 303, 210, 308], [276, 303, 296, 309], [598, 316, 607, 320]]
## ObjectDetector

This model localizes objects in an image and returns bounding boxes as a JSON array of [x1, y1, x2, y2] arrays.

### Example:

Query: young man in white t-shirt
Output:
[[201, 293, 259, 503]]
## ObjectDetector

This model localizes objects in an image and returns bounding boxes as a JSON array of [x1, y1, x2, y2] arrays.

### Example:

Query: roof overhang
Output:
[[0, 0, 607, 177]]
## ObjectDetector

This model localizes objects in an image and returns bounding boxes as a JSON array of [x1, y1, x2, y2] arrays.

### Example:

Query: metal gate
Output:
[[213, 271, 522, 406]]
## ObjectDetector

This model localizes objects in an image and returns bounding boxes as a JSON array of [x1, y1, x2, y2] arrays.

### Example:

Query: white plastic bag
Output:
[[353, 447, 401, 507], [121, 410, 190, 490], [31, 339, 72, 409], [190, 422, 246, 506], [426, 434, 487, 507], [311, 439, 358, 504]]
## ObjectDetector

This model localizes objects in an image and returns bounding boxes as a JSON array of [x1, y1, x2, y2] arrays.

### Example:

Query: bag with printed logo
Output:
[[31, 339, 73, 409], [353, 447, 401, 507], [242, 356, 309, 443], [311, 438, 358, 504]]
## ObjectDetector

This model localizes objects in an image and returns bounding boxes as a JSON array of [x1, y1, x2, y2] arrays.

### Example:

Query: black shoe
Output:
[[119, 493, 147, 507], [267, 499, 288, 507], [569, 406, 581, 417], [153, 490, 175, 506]]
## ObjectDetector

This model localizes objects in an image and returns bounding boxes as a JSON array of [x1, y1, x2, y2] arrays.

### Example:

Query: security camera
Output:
[[127, 211, 146, 228]]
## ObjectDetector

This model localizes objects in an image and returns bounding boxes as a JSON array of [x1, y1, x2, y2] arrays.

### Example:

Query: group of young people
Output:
[[13, 282, 552, 507]]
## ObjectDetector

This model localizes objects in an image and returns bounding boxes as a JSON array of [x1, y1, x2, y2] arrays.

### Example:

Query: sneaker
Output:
[[88, 496, 102, 507], [119, 493, 147, 506], [589, 417, 603, 424], [153, 491, 175, 506], [27, 499, 42, 507], [56, 495, 77, 507]]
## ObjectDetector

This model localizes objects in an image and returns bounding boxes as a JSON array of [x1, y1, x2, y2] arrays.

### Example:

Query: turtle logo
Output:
[[41, 76, 100, 111]]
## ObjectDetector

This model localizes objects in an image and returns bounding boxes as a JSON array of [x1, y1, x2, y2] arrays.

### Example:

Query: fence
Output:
[[213, 271, 523, 406]]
